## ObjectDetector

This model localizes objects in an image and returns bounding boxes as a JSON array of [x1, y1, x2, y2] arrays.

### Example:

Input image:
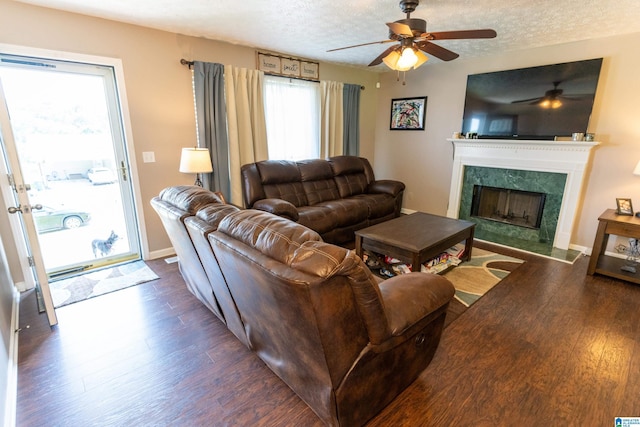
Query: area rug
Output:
[[50, 260, 159, 308], [442, 248, 524, 308]]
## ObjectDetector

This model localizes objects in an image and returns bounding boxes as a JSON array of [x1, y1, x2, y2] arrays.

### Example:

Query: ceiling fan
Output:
[[327, 0, 497, 72], [511, 81, 582, 109]]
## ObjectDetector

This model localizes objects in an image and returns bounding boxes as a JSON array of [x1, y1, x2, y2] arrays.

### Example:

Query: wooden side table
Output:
[[587, 208, 640, 284]]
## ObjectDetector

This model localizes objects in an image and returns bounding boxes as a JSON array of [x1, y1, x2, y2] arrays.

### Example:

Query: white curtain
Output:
[[320, 80, 344, 159], [263, 75, 320, 160], [224, 65, 268, 206]]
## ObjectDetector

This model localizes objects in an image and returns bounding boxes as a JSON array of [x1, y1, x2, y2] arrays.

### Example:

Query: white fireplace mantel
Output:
[[446, 138, 599, 250]]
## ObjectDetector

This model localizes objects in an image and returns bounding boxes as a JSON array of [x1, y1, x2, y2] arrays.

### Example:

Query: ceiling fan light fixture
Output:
[[397, 46, 418, 69], [414, 49, 429, 68], [382, 46, 427, 71], [382, 50, 402, 70], [540, 98, 562, 109]]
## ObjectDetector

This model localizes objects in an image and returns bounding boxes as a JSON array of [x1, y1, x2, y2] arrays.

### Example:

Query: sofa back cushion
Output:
[[218, 209, 321, 264], [256, 160, 308, 207], [158, 185, 225, 213], [330, 156, 373, 198], [298, 159, 341, 205]]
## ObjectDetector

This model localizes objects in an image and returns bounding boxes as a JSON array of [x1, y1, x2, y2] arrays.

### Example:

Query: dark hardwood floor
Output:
[[16, 242, 640, 426]]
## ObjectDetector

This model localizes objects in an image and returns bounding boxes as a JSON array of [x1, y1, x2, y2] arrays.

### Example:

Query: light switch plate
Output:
[[142, 151, 155, 163]]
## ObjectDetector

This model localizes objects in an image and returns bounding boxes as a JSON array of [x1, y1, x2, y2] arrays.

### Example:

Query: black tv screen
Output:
[[461, 58, 603, 140]]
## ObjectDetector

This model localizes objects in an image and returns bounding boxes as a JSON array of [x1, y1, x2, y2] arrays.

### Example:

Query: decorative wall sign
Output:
[[281, 58, 300, 77], [300, 61, 319, 80], [256, 51, 319, 81], [257, 53, 281, 74]]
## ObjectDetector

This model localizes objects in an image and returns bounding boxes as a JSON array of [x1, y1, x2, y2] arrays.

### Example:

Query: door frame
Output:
[[0, 44, 149, 296]]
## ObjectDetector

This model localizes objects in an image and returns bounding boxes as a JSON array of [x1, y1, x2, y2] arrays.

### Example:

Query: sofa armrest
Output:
[[368, 180, 405, 197], [378, 272, 454, 340], [253, 198, 300, 221]]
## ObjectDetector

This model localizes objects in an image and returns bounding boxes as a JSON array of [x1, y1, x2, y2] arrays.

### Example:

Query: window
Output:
[[263, 76, 320, 160]]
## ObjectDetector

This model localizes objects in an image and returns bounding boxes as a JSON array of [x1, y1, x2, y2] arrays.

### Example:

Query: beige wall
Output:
[[0, 0, 379, 266], [375, 32, 640, 250], [3, 0, 636, 263]]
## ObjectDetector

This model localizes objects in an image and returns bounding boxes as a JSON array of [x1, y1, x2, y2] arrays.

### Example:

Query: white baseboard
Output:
[[570, 243, 590, 256], [147, 247, 175, 260], [400, 208, 417, 215], [5, 287, 20, 427], [13, 282, 29, 293]]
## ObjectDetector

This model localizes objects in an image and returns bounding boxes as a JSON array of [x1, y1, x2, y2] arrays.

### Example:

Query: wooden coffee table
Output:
[[355, 212, 475, 270]]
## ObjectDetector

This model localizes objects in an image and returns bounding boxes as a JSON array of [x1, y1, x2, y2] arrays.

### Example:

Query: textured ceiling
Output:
[[13, 0, 640, 70]]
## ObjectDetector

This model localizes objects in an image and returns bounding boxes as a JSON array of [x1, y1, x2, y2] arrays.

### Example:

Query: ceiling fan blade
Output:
[[327, 39, 395, 52], [511, 97, 543, 104], [425, 29, 497, 40], [369, 45, 399, 66], [387, 22, 414, 37], [416, 41, 459, 61]]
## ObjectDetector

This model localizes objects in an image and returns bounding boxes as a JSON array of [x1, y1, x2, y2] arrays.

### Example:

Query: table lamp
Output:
[[179, 147, 213, 186]]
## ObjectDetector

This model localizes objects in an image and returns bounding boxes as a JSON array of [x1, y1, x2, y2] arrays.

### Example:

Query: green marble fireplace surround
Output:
[[459, 166, 567, 254], [447, 139, 599, 260]]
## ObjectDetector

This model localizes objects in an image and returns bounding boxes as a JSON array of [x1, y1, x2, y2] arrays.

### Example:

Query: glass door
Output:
[[0, 54, 141, 283], [0, 80, 57, 325]]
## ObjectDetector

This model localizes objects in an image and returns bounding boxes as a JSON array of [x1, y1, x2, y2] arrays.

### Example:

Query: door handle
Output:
[[8, 205, 22, 214], [120, 161, 128, 182], [32, 204, 43, 210]]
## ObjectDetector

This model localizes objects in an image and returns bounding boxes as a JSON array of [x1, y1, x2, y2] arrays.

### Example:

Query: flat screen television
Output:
[[461, 58, 603, 140]]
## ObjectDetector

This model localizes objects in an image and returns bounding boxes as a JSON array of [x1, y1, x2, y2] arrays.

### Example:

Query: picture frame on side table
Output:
[[616, 198, 634, 215], [390, 96, 427, 130]]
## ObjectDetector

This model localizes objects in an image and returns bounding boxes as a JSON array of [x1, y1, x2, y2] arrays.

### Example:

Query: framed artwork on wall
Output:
[[390, 96, 427, 130]]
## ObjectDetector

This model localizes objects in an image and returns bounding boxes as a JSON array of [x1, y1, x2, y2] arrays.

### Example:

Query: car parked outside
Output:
[[87, 167, 116, 185], [34, 206, 91, 232]]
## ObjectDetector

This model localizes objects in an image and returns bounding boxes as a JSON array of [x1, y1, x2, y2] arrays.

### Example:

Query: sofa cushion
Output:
[[330, 156, 376, 198], [352, 193, 398, 219], [314, 198, 369, 227], [297, 205, 339, 234], [218, 209, 322, 266], [195, 204, 241, 225], [298, 159, 341, 205], [257, 160, 308, 207], [158, 185, 225, 213]]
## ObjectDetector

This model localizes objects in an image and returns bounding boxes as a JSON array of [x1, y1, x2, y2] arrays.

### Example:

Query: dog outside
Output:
[[28, 176, 129, 272]]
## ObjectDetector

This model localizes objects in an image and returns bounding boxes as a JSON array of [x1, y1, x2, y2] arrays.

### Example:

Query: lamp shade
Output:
[[382, 47, 428, 71], [179, 147, 213, 174], [634, 160, 640, 176]]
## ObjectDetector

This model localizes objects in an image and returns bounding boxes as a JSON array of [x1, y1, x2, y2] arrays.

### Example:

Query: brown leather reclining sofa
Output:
[[241, 155, 405, 244], [151, 185, 455, 426]]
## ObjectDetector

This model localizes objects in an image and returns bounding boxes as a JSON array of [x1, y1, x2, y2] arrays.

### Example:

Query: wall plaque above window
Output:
[[257, 51, 319, 81]]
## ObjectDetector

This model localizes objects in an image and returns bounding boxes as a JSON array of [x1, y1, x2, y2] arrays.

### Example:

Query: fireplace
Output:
[[471, 185, 546, 230], [447, 138, 599, 254]]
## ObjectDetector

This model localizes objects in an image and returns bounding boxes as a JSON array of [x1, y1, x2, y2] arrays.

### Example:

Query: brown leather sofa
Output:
[[241, 155, 405, 244], [152, 186, 455, 426], [150, 185, 232, 321]]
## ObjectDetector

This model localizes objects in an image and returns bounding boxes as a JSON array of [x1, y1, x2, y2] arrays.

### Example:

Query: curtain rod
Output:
[[180, 58, 364, 90]]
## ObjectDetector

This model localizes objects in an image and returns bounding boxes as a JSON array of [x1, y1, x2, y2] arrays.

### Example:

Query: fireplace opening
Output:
[[471, 185, 546, 229]]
